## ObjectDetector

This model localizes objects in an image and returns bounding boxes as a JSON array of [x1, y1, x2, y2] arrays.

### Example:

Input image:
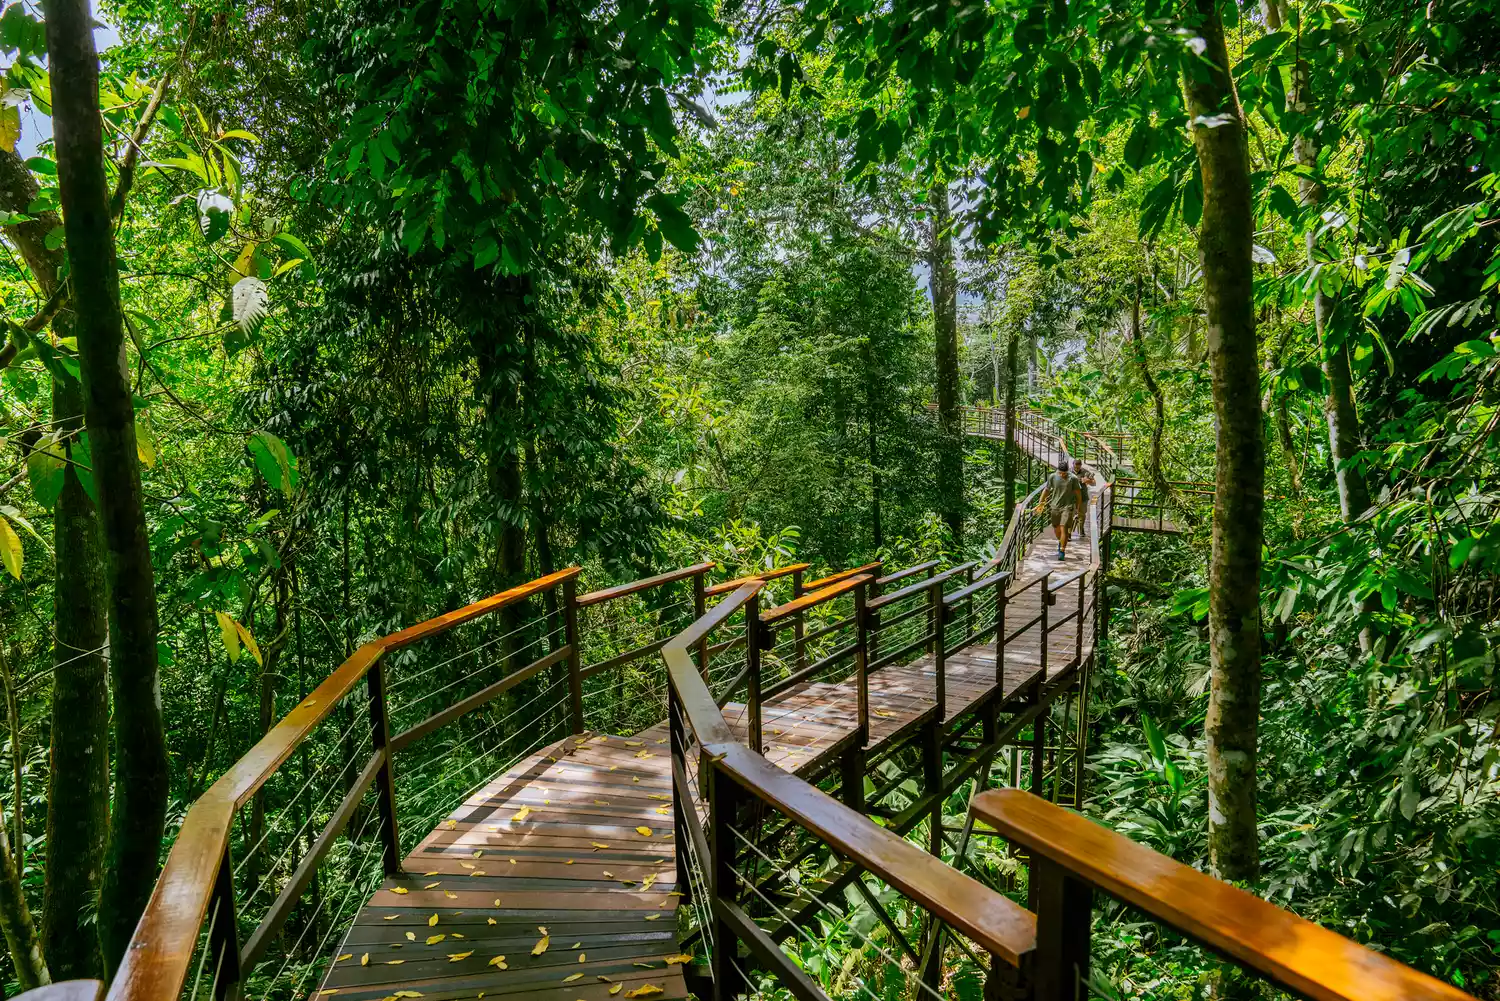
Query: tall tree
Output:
[[1183, 0, 1263, 882], [0, 136, 109, 983], [928, 182, 964, 543], [44, 0, 170, 968]]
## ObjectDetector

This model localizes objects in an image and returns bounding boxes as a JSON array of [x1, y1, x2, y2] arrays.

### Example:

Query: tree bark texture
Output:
[[45, 0, 170, 969], [1284, 0, 1370, 520], [927, 182, 964, 544], [0, 129, 110, 983], [1183, 0, 1264, 884], [0, 793, 49, 990]]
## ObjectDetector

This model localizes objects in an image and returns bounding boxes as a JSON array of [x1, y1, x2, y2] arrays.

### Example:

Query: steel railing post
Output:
[[692, 569, 708, 680], [792, 568, 806, 674], [746, 592, 763, 753], [209, 847, 243, 1001]]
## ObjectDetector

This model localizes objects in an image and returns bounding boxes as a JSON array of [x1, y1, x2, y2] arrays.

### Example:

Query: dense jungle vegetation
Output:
[[0, 0, 1496, 996]]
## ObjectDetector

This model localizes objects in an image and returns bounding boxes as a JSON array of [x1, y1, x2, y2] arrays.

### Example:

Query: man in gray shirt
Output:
[[1036, 457, 1083, 560]]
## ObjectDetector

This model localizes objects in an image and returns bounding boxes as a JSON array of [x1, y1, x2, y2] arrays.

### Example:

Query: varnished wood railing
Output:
[[971, 788, 1476, 1001], [664, 582, 1038, 1001]]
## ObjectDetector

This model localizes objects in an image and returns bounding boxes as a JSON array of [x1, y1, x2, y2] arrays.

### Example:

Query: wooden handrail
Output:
[[875, 559, 942, 586], [576, 560, 714, 607], [760, 573, 871, 626], [867, 562, 974, 611], [662, 586, 1036, 969], [971, 788, 1474, 1001], [107, 566, 583, 1001], [802, 561, 882, 591], [705, 562, 811, 596]]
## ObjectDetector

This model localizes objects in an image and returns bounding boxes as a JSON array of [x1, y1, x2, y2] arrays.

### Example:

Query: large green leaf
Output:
[[26, 441, 65, 508], [248, 430, 298, 498]]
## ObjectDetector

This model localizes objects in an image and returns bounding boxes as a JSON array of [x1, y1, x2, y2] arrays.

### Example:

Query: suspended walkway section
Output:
[[30, 419, 1472, 1001]]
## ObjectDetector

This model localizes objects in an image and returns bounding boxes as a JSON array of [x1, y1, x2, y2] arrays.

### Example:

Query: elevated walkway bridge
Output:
[[25, 418, 1470, 1001]]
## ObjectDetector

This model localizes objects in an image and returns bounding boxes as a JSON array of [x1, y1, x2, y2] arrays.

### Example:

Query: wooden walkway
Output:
[[316, 528, 1093, 1001]]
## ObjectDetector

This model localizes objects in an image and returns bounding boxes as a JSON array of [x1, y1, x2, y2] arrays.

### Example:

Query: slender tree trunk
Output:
[[1129, 277, 1169, 497], [46, 0, 170, 967], [0, 143, 111, 983], [1003, 334, 1019, 525], [1284, 3, 1369, 520], [1183, 0, 1263, 884], [928, 182, 964, 544], [0, 791, 49, 990]]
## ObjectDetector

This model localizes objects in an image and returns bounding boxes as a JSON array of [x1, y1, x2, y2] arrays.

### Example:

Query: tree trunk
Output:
[[45, 0, 170, 969], [1183, 0, 1264, 885], [1284, 1, 1369, 520], [0, 791, 49, 990], [0, 118, 109, 986], [927, 182, 964, 544], [1003, 333, 1019, 525], [1129, 276, 1169, 497]]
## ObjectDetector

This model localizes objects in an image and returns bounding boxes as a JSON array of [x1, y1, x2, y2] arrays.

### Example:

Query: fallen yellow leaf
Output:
[[609, 986, 623, 996], [603, 870, 615, 878], [636, 827, 652, 837], [405, 932, 415, 941], [386, 958, 406, 964], [424, 882, 441, 889], [512, 806, 531, 822], [448, 951, 473, 962], [664, 954, 694, 964], [531, 934, 550, 956], [428, 914, 439, 927], [578, 953, 587, 962], [383, 914, 399, 920], [444, 891, 457, 899], [423, 871, 439, 876], [394, 993, 424, 999], [446, 819, 457, 829], [360, 953, 369, 966], [591, 842, 610, 849], [426, 934, 446, 945], [389, 886, 409, 895], [563, 973, 583, 983], [460, 861, 475, 869], [452, 932, 466, 938], [625, 986, 664, 998], [488, 956, 509, 969], [644, 914, 661, 921], [336, 953, 353, 962], [487, 917, 497, 925], [472, 849, 484, 857], [318, 991, 338, 996]]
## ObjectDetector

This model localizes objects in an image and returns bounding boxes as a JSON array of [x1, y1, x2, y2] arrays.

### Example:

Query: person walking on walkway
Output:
[[1037, 457, 1083, 560], [1072, 457, 1097, 539]]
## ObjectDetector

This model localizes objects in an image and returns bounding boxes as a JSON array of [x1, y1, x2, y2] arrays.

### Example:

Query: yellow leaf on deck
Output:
[[625, 986, 664, 998], [488, 956, 509, 970], [664, 954, 694, 964], [405, 932, 415, 941], [634, 751, 652, 759], [565, 859, 574, 864], [610, 986, 623, 996], [360, 954, 369, 966], [428, 914, 439, 927], [509, 858, 517, 864], [641, 874, 657, 889], [563, 973, 583, 983], [336, 953, 353, 962], [644, 914, 661, 921], [426, 934, 446, 945], [317, 991, 338, 996], [452, 932, 466, 938], [444, 891, 457, 899], [655, 806, 669, 815], [423, 871, 439, 876], [460, 862, 475, 869], [389, 886, 409, 895], [393, 993, 424, 999], [531, 934, 550, 956], [384, 915, 399, 920], [594, 800, 609, 806], [591, 842, 610, 849], [448, 951, 473, 962], [636, 827, 652, 837], [494, 898, 502, 906], [512, 806, 531, 822], [385, 959, 405, 965], [472, 850, 484, 857], [472, 870, 486, 876], [487, 918, 497, 925], [578, 953, 586, 962], [624, 741, 642, 746], [602, 869, 616, 878], [446, 819, 457, 829], [424, 882, 441, 889]]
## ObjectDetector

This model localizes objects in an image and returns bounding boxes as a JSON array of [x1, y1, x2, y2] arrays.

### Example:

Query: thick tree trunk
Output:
[[45, 0, 170, 969], [1183, 0, 1264, 884], [0, 793, 49, 990], [1003, 334, 1019, 525], [42, 376, 110, 981], [927, 182, 964, 544], [0, 123, 109, 985]]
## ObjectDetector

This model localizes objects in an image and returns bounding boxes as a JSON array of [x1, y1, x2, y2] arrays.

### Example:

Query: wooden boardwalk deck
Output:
[[317, 528, 1093, 1001]]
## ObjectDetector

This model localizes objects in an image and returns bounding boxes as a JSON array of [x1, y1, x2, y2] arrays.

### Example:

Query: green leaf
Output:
[[646, 193, 699, 255], [24, 155, 55, 175], [1142, 714, 1167, 766], [231, 277, 269, 333], [248, 430, 298, 498], [0, 515, 20, 579], [71, 432, 97, 505], [195, 189, 233, 243], [26, 442, 64, 508]]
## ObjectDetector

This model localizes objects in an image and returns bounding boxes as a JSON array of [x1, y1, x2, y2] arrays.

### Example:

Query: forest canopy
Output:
[[0, 0, 1497, 997]]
